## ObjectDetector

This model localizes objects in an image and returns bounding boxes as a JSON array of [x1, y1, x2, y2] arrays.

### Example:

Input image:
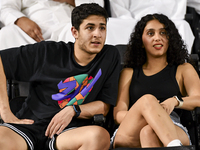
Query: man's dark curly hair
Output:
[[124, 13, 190, 68], [71, 3, 108, 30]]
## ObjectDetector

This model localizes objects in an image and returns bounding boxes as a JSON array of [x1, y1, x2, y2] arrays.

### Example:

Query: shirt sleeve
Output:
[[0, 42, 46, 81], [0, 0, 25, 25], [75, 0, 104, 7], [109, 0, 133, 19], [96, 46, 121, 106]]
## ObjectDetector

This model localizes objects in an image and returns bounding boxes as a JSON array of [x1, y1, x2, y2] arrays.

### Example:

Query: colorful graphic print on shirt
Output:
[[52, 69, 102, 108]]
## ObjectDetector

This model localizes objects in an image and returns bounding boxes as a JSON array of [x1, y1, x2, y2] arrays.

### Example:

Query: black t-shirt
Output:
[[0, 41, 121, 127]]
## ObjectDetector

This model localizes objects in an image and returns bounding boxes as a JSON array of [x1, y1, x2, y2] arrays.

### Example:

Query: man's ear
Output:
[[71, 26, 78, 39]]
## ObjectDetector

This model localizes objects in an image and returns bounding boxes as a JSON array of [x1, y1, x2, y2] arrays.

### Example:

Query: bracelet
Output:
[[174, 96, 183, 108]]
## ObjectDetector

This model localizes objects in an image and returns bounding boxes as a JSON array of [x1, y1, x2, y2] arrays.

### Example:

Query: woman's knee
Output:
[[136, 94, 159, 110], [140, 125, 163, 147], [140, 125, 155, 139]]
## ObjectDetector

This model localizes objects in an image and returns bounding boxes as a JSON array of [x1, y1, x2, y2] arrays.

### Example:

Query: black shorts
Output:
[[0, 103, 93, 149], [0, 106, 53, 150]]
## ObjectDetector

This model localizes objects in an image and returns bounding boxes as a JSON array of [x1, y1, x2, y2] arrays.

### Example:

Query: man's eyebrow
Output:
[[85, 23, 106, 26], [86, 23, 95, 26], [100, 23, 106, 26]]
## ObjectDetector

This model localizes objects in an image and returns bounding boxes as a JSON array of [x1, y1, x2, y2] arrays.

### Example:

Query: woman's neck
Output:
[[142, 58, 168, 76]]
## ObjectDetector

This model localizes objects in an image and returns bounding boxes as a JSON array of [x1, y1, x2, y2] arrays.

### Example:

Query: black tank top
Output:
[[129, 65, 182, 108]]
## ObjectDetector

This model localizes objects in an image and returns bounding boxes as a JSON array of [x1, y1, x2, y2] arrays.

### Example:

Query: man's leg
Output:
[[55, 126, 110, 150], [0, 126, 28, 150]]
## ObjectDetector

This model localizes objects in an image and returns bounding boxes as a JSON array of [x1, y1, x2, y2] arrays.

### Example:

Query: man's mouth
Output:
[[91, 41, 101, 44]]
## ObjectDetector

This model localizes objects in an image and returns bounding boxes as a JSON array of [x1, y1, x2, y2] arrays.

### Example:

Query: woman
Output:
[[112, 13, 200, 148]]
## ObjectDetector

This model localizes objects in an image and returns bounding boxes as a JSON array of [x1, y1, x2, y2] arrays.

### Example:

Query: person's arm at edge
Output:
[[0, 56, 34, 124], [177, 63, 200, 110]]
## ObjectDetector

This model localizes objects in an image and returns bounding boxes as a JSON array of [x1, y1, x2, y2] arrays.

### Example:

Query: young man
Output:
[[0, 3, 121, 150]]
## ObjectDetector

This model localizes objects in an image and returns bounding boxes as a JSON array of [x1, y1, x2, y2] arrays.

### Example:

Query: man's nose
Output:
[[93, 29, 101, 38]]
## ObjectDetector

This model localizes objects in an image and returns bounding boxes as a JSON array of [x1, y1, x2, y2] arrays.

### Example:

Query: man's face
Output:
[[73, 15, 107, 55]]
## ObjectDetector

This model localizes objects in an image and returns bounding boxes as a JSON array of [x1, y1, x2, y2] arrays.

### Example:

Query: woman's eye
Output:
[[147, 32, 153, 36], [161, 31, 166, 35]]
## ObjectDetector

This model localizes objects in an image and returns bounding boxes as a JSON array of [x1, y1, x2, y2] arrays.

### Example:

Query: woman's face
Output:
[[142, 19, 169, 58]]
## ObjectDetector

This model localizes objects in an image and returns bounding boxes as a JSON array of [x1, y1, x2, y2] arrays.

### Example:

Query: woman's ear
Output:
[[71, 26, 78, 39]]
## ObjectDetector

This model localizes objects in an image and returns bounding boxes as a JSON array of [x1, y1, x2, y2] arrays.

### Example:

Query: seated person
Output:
[[0, 3, 121, 150], [106, 0, 194, 54], [187, 0, 200, 14], [0, 0, 104, 50], [111, 13, 200, 148]]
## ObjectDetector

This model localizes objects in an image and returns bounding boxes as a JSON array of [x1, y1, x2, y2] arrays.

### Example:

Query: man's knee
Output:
[[86, 126, 110, 149], [56, 126, 110, 150]]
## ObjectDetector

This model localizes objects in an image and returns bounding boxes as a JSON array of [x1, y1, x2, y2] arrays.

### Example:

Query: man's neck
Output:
[[74, 44, 96, 66]]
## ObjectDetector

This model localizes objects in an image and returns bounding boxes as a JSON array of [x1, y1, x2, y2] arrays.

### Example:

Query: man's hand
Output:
[[1, 110, 34, 124], [53, 0, 75, 6], [45, 106, 75, 138], [15, 17, 44, 42]]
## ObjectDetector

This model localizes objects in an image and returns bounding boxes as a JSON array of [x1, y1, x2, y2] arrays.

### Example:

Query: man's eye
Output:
[[100, 27, 106, 30], [87, 27, 93, 30]]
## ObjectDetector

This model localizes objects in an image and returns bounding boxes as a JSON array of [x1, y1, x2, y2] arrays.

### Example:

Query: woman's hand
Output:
[[160, 97, 178, 114]]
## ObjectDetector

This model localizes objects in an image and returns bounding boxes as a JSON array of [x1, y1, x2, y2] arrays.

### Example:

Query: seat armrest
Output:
[[93, 114, 106, 126], [193, 107, 200, 149]]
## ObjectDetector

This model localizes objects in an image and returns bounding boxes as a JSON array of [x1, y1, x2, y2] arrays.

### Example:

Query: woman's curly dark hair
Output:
[[124, 13, 190, 68]]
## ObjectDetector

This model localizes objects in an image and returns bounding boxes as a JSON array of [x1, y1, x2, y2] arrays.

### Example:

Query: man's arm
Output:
[[0, 0, 25, 25], [78, 100, 110, 119], [53, 0, 75, 7], [1, 0, 44, 42], [109, 0, 133, 19], [0, 56, 34, 124], [45, 101, 109, 138]]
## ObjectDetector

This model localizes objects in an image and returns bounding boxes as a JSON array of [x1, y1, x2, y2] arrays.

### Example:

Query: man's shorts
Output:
[[0, 106, 75, 150]]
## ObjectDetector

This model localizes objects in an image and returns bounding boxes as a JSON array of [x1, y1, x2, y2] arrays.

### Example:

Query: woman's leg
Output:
[[114, 94, 181, 148], [140, 125, 163, 147], [140, 124, 190, 147]]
